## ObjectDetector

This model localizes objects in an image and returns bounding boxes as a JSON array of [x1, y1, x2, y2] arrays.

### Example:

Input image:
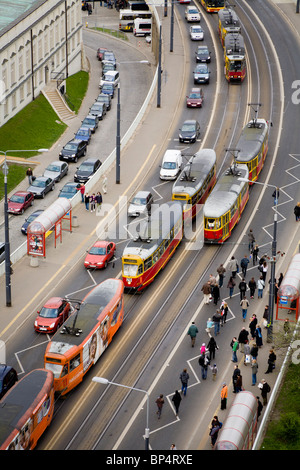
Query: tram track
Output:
[[39, 0, 282, 450]]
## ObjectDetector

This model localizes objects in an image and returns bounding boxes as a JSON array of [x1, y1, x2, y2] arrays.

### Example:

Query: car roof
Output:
[[104, 70, 118, 77], [134, 190, 152, 197], [42, 297, 65, 308], [34, 176, 49, 181], [92, 240, 112, 247], [48, 160, 65, 166], [183, 119, 198, 125], [13, 191, 32, 196], [67, 139, 83, 144], [84, 114, 97, 119]]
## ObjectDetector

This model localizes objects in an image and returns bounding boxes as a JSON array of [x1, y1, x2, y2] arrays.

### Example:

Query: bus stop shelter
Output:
[[27, 198, 72, 257], [276, 253, 300, 322]]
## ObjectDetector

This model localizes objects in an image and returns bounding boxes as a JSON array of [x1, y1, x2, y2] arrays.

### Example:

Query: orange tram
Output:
[[200, 0, 225, 13], [0, 369, 54, 450], [203, 164, 249, 243], [172, 148, 217, 219], [44, 278, 124, 396], [122, 201, 184, 292], [235, 118, 269, 183]]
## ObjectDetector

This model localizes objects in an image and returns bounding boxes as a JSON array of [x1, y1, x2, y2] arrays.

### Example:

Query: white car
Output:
[[99, 70, 120, 89], [185, 6, 201, 22], [160, 150, 182, 180], [190, 25, 204, 41]]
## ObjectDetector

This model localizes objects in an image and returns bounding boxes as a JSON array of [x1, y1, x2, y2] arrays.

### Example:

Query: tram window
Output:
[[137, 264, 143, 275], [123, 263, 139, 276], [153, 250, 159, 264], [170, 228, 174, 241], [159, 243, 164, 257], [144, 257, 152, 271], [70, 354, 80, 371], [61, 364, 68, 377], [164, 239, 170, 250]]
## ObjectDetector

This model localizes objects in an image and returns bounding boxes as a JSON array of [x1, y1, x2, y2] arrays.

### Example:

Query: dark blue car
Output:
[[0, 364, 18, 399], [75, 127, 92, 144], [21, 209, 44, 235]]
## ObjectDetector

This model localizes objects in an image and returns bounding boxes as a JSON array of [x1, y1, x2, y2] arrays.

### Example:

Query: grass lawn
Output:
[[0, 164, 27, 200], [65, 71, 89, 113], [260, 361, 300, 450], [0, 94, 67, 158]]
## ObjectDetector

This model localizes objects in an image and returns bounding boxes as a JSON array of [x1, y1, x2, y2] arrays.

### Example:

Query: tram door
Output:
[[222, 213, 230, 240]]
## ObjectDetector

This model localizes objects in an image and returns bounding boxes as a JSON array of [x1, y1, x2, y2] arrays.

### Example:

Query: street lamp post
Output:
[[1, 148, 48, 307], [92, 376, 150, 450], [238, 178, 279, 342]]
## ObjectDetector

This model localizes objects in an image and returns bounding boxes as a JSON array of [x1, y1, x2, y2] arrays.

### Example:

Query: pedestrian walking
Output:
[[256, 396, 263, 421], [95, 191, 102, 211], [209, 274, 217, 285], [201, 281, 211, 304], [155, 394, 164, 419], [250, 342, 258, 360], [102, 175, 107, 194], [227, 276, 236, 298], [76, 183, 85, 202], [207, 336, 218, 360], [272, 187, 279, 205], [231, 337, 239, 363], [187, 321, 198, 347], [227, 256, 238, 278], [236, 374, 243, 392], [262, 261, 268, 282], [217, 264, 226, 287], [220, 383, 228, 410], [238, 278, 247, 301], [248, 277, 257, 298], [283, 317, 290, 335], [198, 353, 209, 380], [90, 193, 96, 212], [220, 301, 228, 324], [212, 310, 222, 336], [260, 379, 271, 405], [180, 368, 189, 396], [252, 244, 259, 265], [206, 317, 214, 334], [254, 324, 263, 348], [244, 340, 251, 365], [238, 327, 249, 353], [200, 342, 207, 355], [171, 390, 182, 416], [251, 359, 258, 385], [84, 193, 90, 211], [248, 229, 255, 251], [293, 202, 300, 221], [210, 363, 218, 381], [240, 295, 250, 321], [262, 305, 269, 328], [209, 416, 221, 447], [278, 272, 283, 287], [240, 255, 250, 277], [249, 314, 258, 339], [26, 167, 33, 184], [211, 283, 220, 305], [265, 349, 276, 373], [257, 276, 265, 298], [232, 364, 240, 392]]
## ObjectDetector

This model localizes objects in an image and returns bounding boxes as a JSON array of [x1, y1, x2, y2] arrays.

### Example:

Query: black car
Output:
[[82, 115, 99, 133], [96, 93, 111, 111], [195, 45, 211, 63], [21, 209, 44, 235], [59, 182, 79, 199], [74, 158, 102, 183], [0, 364, 18, 399], [193, 63, 210, 84], [179, 120, 200, 143], [59, 139, 87, 163]]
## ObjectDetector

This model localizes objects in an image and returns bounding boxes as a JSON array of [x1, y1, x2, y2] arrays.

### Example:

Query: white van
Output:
[[160, 150, 183, 180], [133, 18, 152, 36], [99, 70, 120, 89]]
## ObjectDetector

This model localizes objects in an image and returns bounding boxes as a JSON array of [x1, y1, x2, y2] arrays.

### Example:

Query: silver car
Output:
[[27, 176, 55, 198], [128, 191, 153, 217], [43, 161, 69, 182]]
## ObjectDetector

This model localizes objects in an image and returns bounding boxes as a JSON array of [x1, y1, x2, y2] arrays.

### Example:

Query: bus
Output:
[[119, 9, 152, 32], [44, 279, 124, 395], [172, 149, 216, 219], [122, 201, 184, 292], [0, 369, 54, 450], [203, 164, 249, 243], [133, 17, 152, 36], [234, 118, 269, 183], [218, 7, 241, 46], [200, 0, 225, 13], [224, 33, 246, 82]]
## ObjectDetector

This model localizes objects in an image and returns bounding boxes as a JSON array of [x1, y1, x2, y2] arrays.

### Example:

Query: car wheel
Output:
[[51, 184, 55, 191], [83, 148, 86, 156], [20, 208, 24, 215], [104, 261, 108, 269], [74, 156, 78, 163], [42, 192, 45, 199], [30, 199, 34, 206]]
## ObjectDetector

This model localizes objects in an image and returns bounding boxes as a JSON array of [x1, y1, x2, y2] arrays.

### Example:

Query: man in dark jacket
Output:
[[238, 327, 249, 353], [238, 278, 247, 301], [240, 255, 249, 277], [187, 322, 198, 347]]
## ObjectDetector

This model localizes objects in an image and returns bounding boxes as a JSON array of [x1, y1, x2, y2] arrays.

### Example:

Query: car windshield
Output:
[[189, 8, 198, 13], [163, 162, 176, 169], [39, 307, 59, 318], [64, 143, 77, 151], [104, 76, 114, 82], [46, 164, 60, 172], [192, 27, 202, 33], [195, 65, 207, 73], [10, 195, 25, 203], [182, 123, 196, 132], [27, 213, 40, 223], [189, 93, 200, 99], [78, 164, 94, 172], [197, 49, 208, 55], [89, 247, 106, 255], [132, 197, 146, 205], [62, 186, 76, 193], [77, 129, 89, 135], [102, 84, 113, 90], [83, 119, 94, 125], [123, 264, 139, 277], [31, 179, 46, 187]]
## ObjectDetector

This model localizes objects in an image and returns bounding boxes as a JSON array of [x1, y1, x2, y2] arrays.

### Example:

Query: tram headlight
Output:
[[126, 278, 132, 284]]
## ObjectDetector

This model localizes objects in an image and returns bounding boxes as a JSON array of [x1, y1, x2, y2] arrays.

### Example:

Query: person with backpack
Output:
[[238, 278, 247, 301], [179, 368, 189, 396]]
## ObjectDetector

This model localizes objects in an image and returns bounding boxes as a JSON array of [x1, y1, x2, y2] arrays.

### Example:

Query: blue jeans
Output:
[[232, 351, 237, 362], [242, 309, 247, 319], [181, 382, 187, 396], [252, 373, 257, 385], [229, 287, 234, 297], [201, 367, 207, 380], [258, 289, 263, 298], [214, 322, 220, 336]]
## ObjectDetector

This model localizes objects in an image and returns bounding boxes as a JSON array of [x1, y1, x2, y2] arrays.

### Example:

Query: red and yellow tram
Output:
[[200, 0, 225, 13], [235, 118, 269, 182], [203, 164, 249, 243], [218, 7, 241, 46], [172, 148, 216, 220], [224, 33, 246, 82], [122, 201, 184, 292]]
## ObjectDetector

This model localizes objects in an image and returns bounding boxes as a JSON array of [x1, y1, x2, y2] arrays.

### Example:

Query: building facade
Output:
[[0, 0, 83, 126]]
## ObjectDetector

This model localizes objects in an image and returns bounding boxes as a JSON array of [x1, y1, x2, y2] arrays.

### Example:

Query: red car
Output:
[[84, 241, 116, 269], [97, 47, 107, 61], [186, 87, 204, 108], [34, 297, 72, 333], [7, 191, 34, 215]]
